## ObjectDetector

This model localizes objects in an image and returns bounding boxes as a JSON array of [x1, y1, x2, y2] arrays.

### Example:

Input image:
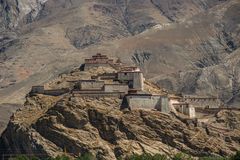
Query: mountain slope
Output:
[[0, 0, 239, 106]]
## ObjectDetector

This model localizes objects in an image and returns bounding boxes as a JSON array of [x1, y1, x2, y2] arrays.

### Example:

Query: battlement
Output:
[[182, 95, 221, 108]]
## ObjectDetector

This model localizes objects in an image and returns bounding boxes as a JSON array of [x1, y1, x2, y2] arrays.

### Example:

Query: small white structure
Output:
[[117, 67, 144, 91], [173, 102, 196, 118]]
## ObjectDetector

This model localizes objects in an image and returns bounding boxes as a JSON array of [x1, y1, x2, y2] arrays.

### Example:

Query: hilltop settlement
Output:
[[1, 53, 240, 159], [30, 53, 223, 119]]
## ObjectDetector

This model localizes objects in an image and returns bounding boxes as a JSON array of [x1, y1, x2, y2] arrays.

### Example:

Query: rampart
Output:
[[104, 84, 129, 94], [44, 89, 69, 96], [31, 86, 44, 94], [30, 86, 69, 96], [91, 73, 117, 80], [75, 80, 105, 91], [72, 91, 125, 98], [183, 95, 221, 108], [121, 94, 170, 113]]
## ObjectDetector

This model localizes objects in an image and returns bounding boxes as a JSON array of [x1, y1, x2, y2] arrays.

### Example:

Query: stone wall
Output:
[[118, 72, 134, 82], [183, 105, 196, 118], [92, 73, 117, 80], [77, 80, 105, 91], [30, 86, 69, 96], [72, 91, 125, 98], [117, 72, 144, 91], [43, 89, 69, 96], [183, 97, 221, 108], [104, 84, 129, 94], [122, 94, 170, 113], [30, 86, 44, 94], [84, 63, 110, 70], [133, 72, 144, 91]]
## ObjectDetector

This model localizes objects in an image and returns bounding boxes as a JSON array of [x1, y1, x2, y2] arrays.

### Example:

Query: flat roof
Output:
[[126, 94, 167, 97], [172, 102, 189, 105], [118, 71, 142, 73], [104, 84, 128, 87]]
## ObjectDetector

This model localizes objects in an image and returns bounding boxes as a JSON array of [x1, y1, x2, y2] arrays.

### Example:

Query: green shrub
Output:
[[76, 153, 96, 160], [9, 155, 39, 160], [127, 153, 168, 160], [172, 153, 193, 160], [10, 155, 30, 160], [199, 156, 227, 160], [44, 155, 70, 160], [231, 151, 240, 160]]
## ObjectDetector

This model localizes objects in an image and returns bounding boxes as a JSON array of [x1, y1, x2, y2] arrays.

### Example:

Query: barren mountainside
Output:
[[0, 0, 240, 106], [0, 0, 240, 151]]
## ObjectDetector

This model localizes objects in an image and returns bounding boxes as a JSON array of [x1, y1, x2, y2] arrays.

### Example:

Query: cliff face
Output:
[[1, 95, 240, 159], [0, 0, 48, 30]]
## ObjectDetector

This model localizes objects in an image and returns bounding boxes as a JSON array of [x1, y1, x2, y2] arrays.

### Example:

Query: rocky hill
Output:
[[0, 0, 240, 155], [1, 67, 240, 159], [0, 0, 239, 105]]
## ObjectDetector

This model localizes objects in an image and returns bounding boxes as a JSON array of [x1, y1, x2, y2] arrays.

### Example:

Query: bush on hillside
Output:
[[127, 153, 168, 160], [231, 151, 240, 160], [199, 156, 228, 160], [9, 150, 240, 160], [76, 153, 96, 160]]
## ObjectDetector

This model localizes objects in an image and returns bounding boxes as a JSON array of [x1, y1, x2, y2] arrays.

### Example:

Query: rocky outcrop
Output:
[[0, 0, 240, 132], [0, 66, 240, 159], [0, 0, 48, 30], [1, 94, 240, 159], [151, 0, 229, 22]]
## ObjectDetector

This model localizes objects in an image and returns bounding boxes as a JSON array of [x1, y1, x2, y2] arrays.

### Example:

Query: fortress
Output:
[[30, 53, 223, 119], [84, 53, 115, 70]]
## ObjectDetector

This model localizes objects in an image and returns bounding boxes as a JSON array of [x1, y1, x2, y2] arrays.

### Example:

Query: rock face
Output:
[[1, 95, 240, 159], [0, 94, 237, 159], [0, 0, 240, 139], [0, 0, 48, 30]]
